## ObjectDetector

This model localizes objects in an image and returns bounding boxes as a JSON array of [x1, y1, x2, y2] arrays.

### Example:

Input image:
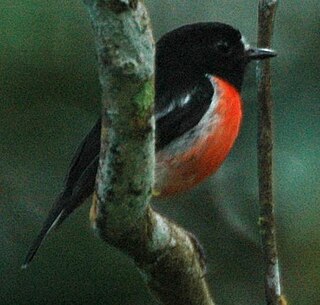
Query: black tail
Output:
[[22, 193, 71, 269], [22, 156, 99, 268], [22, 119, 101, 268]]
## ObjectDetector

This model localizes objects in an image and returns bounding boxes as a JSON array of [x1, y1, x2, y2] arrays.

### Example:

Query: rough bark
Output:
[[84, 1, 215, 304]]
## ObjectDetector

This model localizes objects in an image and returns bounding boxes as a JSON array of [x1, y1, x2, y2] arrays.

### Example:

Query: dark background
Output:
[[1, 1, 319, 304]]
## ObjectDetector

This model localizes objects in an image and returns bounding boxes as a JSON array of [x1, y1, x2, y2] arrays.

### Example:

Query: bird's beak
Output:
[[246, 47, 277, 60]]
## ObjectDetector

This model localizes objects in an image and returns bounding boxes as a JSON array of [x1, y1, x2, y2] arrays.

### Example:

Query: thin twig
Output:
[[257, 1, 285, 305]]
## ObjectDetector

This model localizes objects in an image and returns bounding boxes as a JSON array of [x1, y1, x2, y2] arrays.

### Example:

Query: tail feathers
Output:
[[22, 197, 69, 269], [22, 156, 99, 268]]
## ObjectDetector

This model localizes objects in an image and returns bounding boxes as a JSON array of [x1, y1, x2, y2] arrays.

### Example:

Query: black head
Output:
[[155, 22, 276, 96]]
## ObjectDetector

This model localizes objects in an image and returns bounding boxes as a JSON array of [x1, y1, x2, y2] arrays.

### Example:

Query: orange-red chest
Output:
[[155, 76, 242, 197]]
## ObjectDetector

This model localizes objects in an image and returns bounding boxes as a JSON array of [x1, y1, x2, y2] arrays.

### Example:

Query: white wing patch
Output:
[[179, 94, 191, 107], [158, 75, 220, 156], [155, 93, 194, 120]]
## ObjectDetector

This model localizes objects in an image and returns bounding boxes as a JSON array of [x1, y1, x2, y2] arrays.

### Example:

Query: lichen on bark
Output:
[[84, 1, 215, 305]]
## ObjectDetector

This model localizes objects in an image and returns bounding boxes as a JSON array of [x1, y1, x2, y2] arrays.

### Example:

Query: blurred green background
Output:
[[1, 1, 319, 304]]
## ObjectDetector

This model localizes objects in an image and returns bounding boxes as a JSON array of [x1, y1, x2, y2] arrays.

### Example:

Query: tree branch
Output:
[[83, 1, 215, 304], [257, 1, 286, 305]]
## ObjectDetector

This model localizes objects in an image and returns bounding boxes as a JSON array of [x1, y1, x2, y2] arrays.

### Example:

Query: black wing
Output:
[[22, 120, 101, 267], [155, 76, 213, 150], [23, 77, 214, 267], [64, 118, 101, 191]]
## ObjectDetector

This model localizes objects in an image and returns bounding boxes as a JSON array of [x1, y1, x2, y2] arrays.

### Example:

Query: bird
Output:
[[22, 22, 276, 268]]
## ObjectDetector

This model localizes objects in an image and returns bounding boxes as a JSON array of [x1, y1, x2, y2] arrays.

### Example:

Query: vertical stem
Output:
[[257, 1, 284, 305]]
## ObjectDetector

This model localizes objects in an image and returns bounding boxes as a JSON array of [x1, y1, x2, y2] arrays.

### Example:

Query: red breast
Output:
[[155, 76, 242, 197]]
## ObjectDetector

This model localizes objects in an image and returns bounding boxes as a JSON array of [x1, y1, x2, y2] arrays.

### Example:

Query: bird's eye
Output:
[[215, 41, 231, 55]]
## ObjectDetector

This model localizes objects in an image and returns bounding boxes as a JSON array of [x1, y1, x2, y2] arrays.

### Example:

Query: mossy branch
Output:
[[84, 1, 215, 304]]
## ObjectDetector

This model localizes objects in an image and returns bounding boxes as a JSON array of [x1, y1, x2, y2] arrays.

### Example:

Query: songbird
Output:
[[23, 22, 276, 268]]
